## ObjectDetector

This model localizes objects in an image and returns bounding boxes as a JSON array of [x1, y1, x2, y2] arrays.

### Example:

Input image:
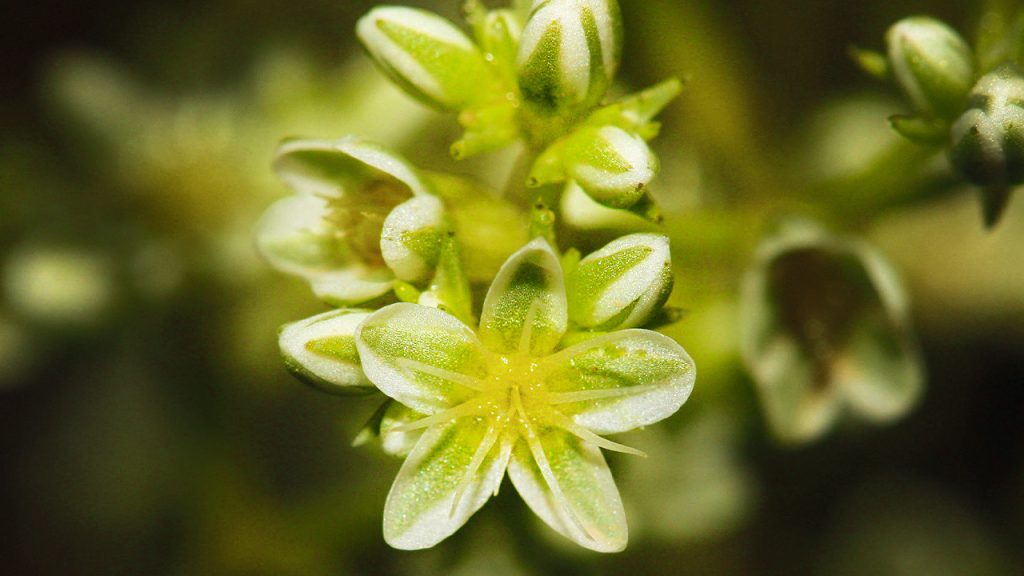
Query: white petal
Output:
[[279, 309, 373, 394], [380, 195, 446, 283]]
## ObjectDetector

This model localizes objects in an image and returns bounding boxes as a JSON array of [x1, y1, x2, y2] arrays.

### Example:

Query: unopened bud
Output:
[[517, 0, 622, 114], [358, 6, 494, 110], [567, 233, 673, 330], [886, 16, 974, 120]]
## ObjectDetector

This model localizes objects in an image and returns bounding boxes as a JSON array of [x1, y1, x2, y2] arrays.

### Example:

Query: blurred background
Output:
[[1, 0, 1022, 574]]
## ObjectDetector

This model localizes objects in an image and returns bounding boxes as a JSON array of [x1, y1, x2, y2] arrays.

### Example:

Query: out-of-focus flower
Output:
[[740, 221, 923, 443], [4, 244, 114, 327]]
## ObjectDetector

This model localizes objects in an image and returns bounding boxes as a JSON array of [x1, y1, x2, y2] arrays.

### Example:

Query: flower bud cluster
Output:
[[357, 0, 680, 215], [858, 15, 1023, 226]]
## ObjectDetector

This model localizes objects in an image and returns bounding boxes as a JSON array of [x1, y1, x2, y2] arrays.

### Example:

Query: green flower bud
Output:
[[542, 125, 655, 209], [279, 309, 375, 395], [885, 16, 974, 120], [567, 233, 673, 330], [740, 221, 923, 443], [357, 6, 494, 111], [517, 0, 623, 115], [949, 66, 1024, 188], [380, 195, 446, 283]]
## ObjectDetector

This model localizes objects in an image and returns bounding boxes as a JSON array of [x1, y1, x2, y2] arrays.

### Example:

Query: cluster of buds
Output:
[[856, 15, 1024, 226], [257, 0, 697, 553], [356, 0, 680, 216]]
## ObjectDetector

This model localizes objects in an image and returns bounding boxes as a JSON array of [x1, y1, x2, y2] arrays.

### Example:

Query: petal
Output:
[[310, 267, 394, 307], [383, 415, 511, 549], [379, 402, 428, 457], [539, 329, 695, 434], [567, 233, 673, 330], [255, 194, 347, 279], [279, 309, 374, 394], [479, 238, 568, 356], [273, 137, 430, 198], [507, 427, 627, 552], [380, 195, 446, 283], [356, 303, 488, 414]]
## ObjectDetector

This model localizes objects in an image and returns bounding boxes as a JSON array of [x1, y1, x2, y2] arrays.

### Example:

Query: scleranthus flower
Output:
[[353, 238, 695, 551]]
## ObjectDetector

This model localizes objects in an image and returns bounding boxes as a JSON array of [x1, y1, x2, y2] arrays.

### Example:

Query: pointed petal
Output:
[[479, 237, 567, 356], [540, 329, 695, 434], [279, 309, 374, 394], [383, 415, 508, 549], [273, 137, 430, 198], [507, 427, 627, 552], [380, 402, 428, 457], [356, 303, 488, 414]]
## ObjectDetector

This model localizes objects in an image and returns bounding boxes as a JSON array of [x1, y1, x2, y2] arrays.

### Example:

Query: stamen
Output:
[[548, 411, 647, 457], [390, 400, 482, 433], [512, 387, 603, 544], [518, 300, 541, 356], [450, 422, 501, 518], [396, 358, 484, 391], [546, 383, 664, 405]]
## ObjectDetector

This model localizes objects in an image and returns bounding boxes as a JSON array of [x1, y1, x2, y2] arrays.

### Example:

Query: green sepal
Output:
[[888, 114, 947, 146]]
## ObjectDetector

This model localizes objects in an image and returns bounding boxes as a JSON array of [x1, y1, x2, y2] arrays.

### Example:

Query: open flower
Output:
[[256, 137, 446, 305], [353, 237, 695, 551]]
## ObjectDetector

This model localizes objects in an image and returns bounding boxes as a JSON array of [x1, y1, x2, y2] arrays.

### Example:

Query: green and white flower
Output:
[[256, 137, 446, 305], [357, 6, 497, 111], [338, 237, 695, 551], [740, 221, 923, 443], [517, 0, 623, 115]]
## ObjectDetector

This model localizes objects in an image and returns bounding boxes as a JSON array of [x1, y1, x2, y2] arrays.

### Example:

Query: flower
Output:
[[350, 237, 695, 551], [885, 16, 974, 121], [256, 137, 446, 305], [739, 221, 923, 443]]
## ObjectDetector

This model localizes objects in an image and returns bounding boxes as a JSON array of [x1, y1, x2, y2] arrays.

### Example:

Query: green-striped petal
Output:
[[540, 329, 695, 434], [383, 415, 511, 549], [507, 427, 626, 552], [273, 136, 429, 198], [357, 6, 495, 111], [564, 126, 656, 209], [567, 233, 673, 330], [479, 238, 568, 357], [356, 303, 488, 414], [279, 309, 374, 394]]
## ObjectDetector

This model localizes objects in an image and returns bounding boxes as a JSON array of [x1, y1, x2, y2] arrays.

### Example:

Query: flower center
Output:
[[324, 179, 411, 267], [479, 353, 550, 429]]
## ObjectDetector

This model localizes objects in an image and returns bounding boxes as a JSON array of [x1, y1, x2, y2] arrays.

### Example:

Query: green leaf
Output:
[[540, 329, 695, 434], [479, 238, 568, 356]]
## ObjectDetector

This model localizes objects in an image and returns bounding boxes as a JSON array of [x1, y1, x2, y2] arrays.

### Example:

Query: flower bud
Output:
[[279, 309, 375, 394], [567, 233, 673, 330], [562, 125, 656, 209], [949, 66, 1024, 188], [357, 6, 494, 111], [885, 16, 974, 120], [517, 0, 623, 114]]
